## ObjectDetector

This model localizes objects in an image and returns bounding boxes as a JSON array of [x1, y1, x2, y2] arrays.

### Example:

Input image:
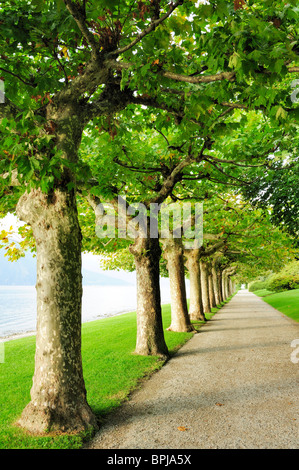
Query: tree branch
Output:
[[63, 0, 99, 59], [154, 126, 170, 146], [161, 70, 236, 84], [203, 154, 267, 168], [148, 151, 194, 205], [204, 159, 257, 186], [108, 0, 184, 57], [130, 93, 183, 118], [82, 84, 134, 122], [109, 59, 237, 84], [113, 155, 162, 173], [0, 68, 37, 88]]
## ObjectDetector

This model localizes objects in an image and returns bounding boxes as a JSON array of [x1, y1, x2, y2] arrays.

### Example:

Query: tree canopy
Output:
[[0, 0, 298, 434]]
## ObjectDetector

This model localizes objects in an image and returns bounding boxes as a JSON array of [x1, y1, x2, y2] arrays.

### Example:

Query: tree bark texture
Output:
[[131, 235, 169, 360], [208, 267, 216, 309], [200, 260, 211, 314], [218, 269, 224, 303], [185, 248, 206, 322], [16, 188, 97, 434], [211, 260, 221, 306], [222, 271, 229, 300], [162, 238, 194, 332], [15, 101, 98, 434]]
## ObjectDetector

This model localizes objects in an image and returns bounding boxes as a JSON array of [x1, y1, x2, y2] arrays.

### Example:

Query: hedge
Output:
[[267, 274, 299, 293]]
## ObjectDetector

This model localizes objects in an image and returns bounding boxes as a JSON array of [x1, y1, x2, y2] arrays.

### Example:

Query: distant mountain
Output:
[[0, 250, 132, 286], [0, 251, 36, 285], [82, 269, 131, 286]]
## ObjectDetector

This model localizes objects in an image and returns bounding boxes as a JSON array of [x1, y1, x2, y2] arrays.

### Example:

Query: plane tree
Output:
[[0, 0, 200, 433], [202, 196, 296, 308], [0, 0, 298, 434], [78, 99, 298, 338]]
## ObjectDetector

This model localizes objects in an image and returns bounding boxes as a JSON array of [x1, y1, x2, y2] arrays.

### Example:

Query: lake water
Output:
[[0, 280, 187, 338]]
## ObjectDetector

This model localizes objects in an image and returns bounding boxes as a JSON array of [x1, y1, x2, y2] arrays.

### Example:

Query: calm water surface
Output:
[[0, 281, 179, 338]]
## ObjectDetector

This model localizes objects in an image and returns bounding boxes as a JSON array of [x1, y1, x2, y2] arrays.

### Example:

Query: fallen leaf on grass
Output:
[[177, 426, 188, 431]]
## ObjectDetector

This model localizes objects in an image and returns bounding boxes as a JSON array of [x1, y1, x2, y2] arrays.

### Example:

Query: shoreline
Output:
[[0, 309, 134, 343], [0, 303, 173, 342]]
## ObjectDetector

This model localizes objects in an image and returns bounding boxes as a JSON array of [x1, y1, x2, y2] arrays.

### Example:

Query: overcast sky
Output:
[[0, 212, 137, 283]]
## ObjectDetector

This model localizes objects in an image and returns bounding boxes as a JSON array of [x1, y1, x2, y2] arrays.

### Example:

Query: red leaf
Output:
[[234, 0, 245, 10]]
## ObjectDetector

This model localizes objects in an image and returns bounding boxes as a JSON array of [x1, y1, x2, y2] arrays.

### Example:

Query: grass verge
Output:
[[258, 288, 299, 323], [252, 289, 275, 297], [0, 300, 226, 450]]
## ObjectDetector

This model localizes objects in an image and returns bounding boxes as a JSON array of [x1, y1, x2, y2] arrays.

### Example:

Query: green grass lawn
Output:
[[259, 289, 299, 322], [0, 301, 225, 450], [252, 289, 275, 297]]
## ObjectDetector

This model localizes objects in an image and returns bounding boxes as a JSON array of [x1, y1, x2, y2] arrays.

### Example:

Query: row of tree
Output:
[[0, 0, 298, 435], [85, 190, 293, 344]]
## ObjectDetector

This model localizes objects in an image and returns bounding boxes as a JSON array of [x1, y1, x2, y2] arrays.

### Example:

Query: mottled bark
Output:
[[226, 276, 230, 298], [184, 248, 205, 322], [230, 279, 233, 295], [211, 261, 221, 306], [162, 238, 194, 332], [222, 267, 236, 299], [221, 271, 226, 300], [222, 271, 229, 300], [15, 101, 97, 434], [200, 260, 211, 314], [16, 189, 97, 434], [218, 270, 224, 303], [208, 267, 216, 309], [130, 235, 169, 360]]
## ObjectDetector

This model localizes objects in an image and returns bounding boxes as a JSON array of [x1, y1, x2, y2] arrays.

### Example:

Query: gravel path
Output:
[[86, 290, 299, 449]]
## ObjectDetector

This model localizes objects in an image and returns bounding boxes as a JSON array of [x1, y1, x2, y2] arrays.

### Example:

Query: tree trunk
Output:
[[208, 266, 216, 309], [222, 271, 229, 300], [131, 235, 169, 360], [221, 271, 226, 301], [230, 277, 234, 296], [211, 261, 221, 306], [162, 239, 194, 332], [185, 248, 206, 322], [200, 260, 211, 314], [16, 188, 97, 434], [218, 269, 224, 303]]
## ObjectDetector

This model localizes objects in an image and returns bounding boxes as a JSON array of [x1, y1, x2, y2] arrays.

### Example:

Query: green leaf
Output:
[[275, 106, 288, 121], [228, 51, 241, 69]]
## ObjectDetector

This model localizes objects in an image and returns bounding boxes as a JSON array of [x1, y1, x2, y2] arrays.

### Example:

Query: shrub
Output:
[[248, 280, 269, 292], [248, 261, 299, 293], [280, 260, 299, 276], [267, 273, 299, 292]]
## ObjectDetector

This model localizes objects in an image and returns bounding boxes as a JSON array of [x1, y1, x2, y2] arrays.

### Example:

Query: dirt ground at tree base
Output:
[[85, 290, 299, 450]]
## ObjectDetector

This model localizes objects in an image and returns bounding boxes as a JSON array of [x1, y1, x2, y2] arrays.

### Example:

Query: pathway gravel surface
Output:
[[86, 290, 299, 449]]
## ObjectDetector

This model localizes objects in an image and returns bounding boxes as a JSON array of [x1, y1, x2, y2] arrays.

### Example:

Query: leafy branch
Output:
[[108, 0, 184, 57]]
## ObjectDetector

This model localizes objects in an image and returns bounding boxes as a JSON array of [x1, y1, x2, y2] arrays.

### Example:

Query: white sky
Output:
[[0, 212, 23, 231], [0, 213, 137, 281]]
